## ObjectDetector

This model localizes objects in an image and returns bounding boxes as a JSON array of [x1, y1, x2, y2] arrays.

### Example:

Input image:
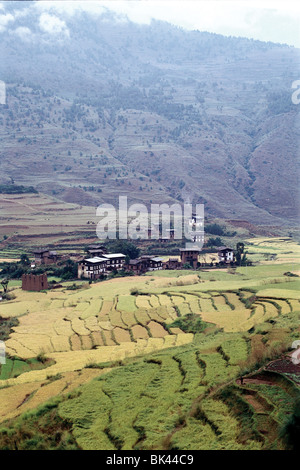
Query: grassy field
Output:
[[0, 237, 299, 449]]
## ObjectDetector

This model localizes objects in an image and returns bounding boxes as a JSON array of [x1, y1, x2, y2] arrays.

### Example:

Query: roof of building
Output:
[[179, 247, 200, 252], [84, 257, 108, 264], [151, 257, 163, 262], [33, 248, 49, 254], [218, 246, 233, 252], [103, 253, 126, 259], [87, 244, 106, 249], [128, 259, 145, 265]]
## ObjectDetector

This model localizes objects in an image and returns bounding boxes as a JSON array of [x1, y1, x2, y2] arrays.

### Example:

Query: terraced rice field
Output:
[[0, 241, 299, 449], [1, 271, 299, 378], [53, 335, 252, 450], [5, 332, 292, 451], [245, 237, 300, 264]]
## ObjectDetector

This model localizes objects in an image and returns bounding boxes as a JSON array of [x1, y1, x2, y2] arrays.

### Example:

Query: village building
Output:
[[126, 255, 163, 274], [140, 255, 163, 270], [78, 253, 126, 279], [22, 273, 49, 291], [104, 253, 126, 271], [163, 257, 181, 270], [78, 257, 108, 280], [179, 247, 200, 269], [126, 258, 149, 275], [86, 244, 107, 257], [217, 246, 235, 264], [33, 248, 58, 265]]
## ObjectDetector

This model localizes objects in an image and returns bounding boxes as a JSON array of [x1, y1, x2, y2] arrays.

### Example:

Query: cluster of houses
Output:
[[77, 245, 235, 280], [31, 244, 235, 281]]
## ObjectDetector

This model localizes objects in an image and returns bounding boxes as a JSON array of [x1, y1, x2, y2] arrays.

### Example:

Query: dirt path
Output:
[[236, 377, 275, 386], [243, 394, 266, 413]]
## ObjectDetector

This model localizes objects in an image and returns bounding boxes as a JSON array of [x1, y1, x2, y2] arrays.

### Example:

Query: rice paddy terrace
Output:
[[0, 237, 299, 449]]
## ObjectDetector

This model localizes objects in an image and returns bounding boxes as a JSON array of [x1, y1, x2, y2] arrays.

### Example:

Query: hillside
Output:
[[0, 238, 299, 450], [0, 3, 299, 225]]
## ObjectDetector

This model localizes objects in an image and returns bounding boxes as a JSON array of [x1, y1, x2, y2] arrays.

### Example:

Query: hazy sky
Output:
[[2, 1, 300, 47]]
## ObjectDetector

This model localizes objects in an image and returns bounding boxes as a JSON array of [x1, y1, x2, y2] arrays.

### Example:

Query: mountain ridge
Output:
[[0, 4, 299, 225]]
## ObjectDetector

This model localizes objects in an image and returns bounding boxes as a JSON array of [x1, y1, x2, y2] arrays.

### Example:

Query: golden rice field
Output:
[[245, 237, 300, 264], [0, 369, 105, 423], [0, 237, 299, 437], [1, 268, 299, 377]]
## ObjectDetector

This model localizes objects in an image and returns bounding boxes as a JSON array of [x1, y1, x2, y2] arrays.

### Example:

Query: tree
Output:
[[236, 242, 244, 253], [205, 223, 225, 236], [207, 237, 223, 247], [236, 242, 245, 266], [108, 240, 140, 260], [20, 254, 30, 265], [182, 262, 192, 269], [1, 278, 9, 294]]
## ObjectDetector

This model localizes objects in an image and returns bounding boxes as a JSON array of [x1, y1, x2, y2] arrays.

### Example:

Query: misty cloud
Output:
[[0, 12, 14, 32], [13, 26, 32, 40], [39, 12, 69, 36]]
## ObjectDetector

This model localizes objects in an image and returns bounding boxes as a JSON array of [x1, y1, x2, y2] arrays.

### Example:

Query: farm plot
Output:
[[170, 295, 185, 306], [244, 304, 265, 327], [49, 336, 263, 450], [200, 309, 252, 332], [148, 295, 160, 308], [172, 350, 206, 399], [0, 368, 106, 424], [3, 278, 296, 363], [3, 282, 198, 362], [1, 257, 298, 399], [219, 337, 249, 365], [131, 324, 149, 340], [212, 295, 233, 312], [256, 300, 279, 321], [147, 321, 169, 338], [135, 295, 152, 309], [200, 352, 238, 385], [2, 333, 193, 387], [79, 299, 102, 319], [157, 294, 173, 306], [199, 297, 215, 312], [178, 302, 192, 316], [0, 298, 298, 450], [120, 311, 137, 328], [116, 295, 137, 312], [224, 293, 246, 310]]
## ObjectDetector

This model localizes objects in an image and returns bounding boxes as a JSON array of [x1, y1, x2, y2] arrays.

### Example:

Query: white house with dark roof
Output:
[[217, 246, 235, 264], [102, 253, 126, 271], [78, 257, 109, 279], [78, 253, 126, 279]]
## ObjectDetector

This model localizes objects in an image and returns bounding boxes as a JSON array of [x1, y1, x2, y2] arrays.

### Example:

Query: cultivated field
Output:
[[0, 193, 97, 250], [0, 237, 299, 449]]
